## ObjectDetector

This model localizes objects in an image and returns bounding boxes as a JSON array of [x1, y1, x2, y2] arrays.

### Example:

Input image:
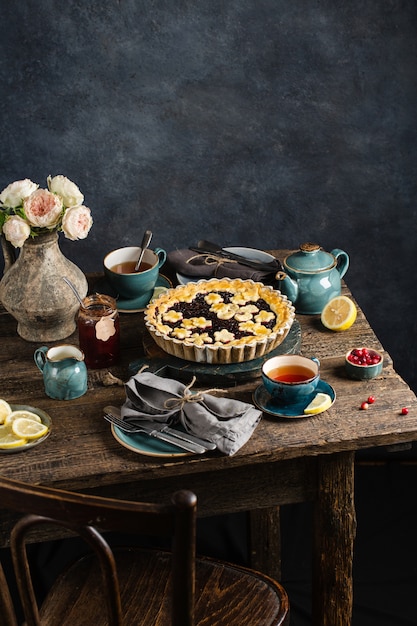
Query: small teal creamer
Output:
[[276, 242, 349, 314], [34, 345, 88, 400]]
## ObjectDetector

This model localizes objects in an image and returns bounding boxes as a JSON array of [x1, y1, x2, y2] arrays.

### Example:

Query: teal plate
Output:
[[253, 379, 336, 419], [111, 424, 192, 457], [93, 274, 172, 313]]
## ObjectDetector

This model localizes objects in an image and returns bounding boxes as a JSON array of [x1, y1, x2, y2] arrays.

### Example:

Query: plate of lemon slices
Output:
[[0, 399, 51, 453]]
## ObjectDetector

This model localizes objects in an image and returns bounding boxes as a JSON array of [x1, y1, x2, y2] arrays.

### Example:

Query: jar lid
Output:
[[284, 243, 336, 273], [81, 293, 117, 316]]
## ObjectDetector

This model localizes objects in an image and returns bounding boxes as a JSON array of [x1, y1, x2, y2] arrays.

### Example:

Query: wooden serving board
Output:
[[129, 320, 301, 385]]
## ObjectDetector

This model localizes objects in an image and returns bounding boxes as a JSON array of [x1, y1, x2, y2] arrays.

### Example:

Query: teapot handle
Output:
[[331, 249, 349, 279], [275, 271, 298, 303]]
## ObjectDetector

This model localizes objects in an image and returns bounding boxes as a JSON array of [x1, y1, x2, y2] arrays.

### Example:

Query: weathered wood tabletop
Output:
[[1, 251, 417, 626]]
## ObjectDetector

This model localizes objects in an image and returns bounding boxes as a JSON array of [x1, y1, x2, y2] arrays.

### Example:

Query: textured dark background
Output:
[[1, 2, 417, 623], [1, 0, 417, 391]]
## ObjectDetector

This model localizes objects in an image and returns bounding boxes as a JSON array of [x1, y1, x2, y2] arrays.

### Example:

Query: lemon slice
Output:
[[0, 424, 12, 438], [12, 418, 48, 440], [151, 286, 168, 302], [321, 296, 357, 331], [4, 410, 42, 426], [304, 392, 332, 415], [0, 399, 12, 424], [0, 425, 28, 449]]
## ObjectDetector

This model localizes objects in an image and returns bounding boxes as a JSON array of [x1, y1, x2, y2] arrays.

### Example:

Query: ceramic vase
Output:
[[0, 231, 87, 342]]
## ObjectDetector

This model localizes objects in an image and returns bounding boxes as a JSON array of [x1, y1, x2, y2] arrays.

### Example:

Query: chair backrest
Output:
[[0, 560, 18, 626], [0, 476, 197, 626]]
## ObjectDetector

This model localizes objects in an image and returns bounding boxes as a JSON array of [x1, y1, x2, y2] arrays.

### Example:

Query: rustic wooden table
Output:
[[1, 252, 417, 626]]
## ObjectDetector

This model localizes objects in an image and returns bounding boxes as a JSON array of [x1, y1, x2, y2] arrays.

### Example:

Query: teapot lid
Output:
[[284, 243, 337, 273]]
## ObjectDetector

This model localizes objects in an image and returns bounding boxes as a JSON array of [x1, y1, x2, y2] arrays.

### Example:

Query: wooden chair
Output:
[[0, 476, 289, 625]]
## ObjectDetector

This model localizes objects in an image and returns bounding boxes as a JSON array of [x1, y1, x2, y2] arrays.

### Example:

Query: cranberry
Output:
[[347, 348, 381, 367], [367, 396, 376, 404], [401, 407, 409, 415], [360, 401, 369, 410]]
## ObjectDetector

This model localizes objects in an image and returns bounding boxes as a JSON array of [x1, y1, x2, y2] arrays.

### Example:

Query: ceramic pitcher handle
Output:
[[154, 247, 167, 269], [34, 346, 49, 372], [331, 249, 349, 279]]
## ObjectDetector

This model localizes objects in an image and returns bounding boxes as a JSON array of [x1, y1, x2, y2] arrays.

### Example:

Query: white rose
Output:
[[62, 205, 93, 240], [0, 179, 39, 208], [2, 215, 31, 248], [24, 189, 63, 228], [47, 175, 84, 208]]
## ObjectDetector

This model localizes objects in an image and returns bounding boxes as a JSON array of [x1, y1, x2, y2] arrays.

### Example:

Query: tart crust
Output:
[[144, 278, 295, 364]]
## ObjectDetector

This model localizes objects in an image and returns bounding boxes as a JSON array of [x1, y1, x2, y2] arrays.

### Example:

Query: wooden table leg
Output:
[[313, 451, 356, 626], [248, 507, 281, 581]]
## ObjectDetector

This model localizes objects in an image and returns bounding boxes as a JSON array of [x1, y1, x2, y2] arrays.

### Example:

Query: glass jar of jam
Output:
[[78, 294, 120, 369]]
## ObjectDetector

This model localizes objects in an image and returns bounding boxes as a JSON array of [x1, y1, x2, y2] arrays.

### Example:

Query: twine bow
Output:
[[186, 253, 237, 277], [164, 376, 224, 411]]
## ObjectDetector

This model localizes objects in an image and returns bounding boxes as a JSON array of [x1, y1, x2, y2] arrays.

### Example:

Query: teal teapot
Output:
[[276, 243, 349, 314]]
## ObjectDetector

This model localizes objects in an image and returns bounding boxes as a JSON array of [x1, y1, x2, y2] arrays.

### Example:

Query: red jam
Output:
[[78, 294, 120, 369]]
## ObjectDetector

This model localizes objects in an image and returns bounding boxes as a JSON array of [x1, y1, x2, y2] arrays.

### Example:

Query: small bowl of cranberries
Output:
[[345, 347, 384, 380]]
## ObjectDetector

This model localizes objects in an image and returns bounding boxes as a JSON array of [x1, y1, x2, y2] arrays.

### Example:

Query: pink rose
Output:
[[23, 189, 63, 228], [2, 215, 31, 248], [62, 205, 93, 241]]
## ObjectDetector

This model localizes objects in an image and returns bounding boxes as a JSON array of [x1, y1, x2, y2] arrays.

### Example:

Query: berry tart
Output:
[[144, 278, 295, 364]]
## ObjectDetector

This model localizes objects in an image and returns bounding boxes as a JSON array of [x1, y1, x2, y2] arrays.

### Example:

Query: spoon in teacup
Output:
[[134, 229, 153, 272]]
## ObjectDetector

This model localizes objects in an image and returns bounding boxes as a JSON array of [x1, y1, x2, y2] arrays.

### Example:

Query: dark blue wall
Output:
[[1, 1, 417, 390]]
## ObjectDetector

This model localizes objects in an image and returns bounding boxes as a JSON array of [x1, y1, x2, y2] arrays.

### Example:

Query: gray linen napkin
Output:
[[121, 371, 261, 456], [168, 248, 275, 282]]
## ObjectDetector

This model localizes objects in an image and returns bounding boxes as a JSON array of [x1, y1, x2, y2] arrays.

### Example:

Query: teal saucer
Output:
[[253, 379, 336, 419], [93, 274, 172, 313]]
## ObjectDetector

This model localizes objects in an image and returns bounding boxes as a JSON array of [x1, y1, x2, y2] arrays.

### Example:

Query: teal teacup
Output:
[[34, 345, 88, 401], [104, 246, 167, 302], [262, 354, 320, 406]]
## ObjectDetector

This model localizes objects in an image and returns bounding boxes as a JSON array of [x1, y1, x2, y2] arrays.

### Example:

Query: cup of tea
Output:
[[103, 246, 167, 302], [262, 354, 320, 406]]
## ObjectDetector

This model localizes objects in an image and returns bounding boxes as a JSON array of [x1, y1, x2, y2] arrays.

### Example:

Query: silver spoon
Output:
[[134, 229, 153, 271], [63, 277, 86, 309]]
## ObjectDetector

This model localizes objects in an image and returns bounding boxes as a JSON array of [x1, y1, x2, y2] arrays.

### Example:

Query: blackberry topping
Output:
[[164, 289, 276, 342]]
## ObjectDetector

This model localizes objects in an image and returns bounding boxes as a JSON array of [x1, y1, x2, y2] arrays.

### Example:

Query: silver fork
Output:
[[105, 405, 217, 451], [103, 412, 206, 454]]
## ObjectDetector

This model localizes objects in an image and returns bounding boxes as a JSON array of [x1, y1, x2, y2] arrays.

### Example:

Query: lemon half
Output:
[[321, 296, 357, 331], [304, 392, 333, 415]]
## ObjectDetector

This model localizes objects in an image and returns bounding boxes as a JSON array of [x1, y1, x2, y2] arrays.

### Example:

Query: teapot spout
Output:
[[0, 235, 17, 275], [275, 271, 298, 304]]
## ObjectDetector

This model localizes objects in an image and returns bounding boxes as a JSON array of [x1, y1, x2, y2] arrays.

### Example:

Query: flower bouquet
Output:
[[0, 175, 93, 342], [0, 175, 93, 248]]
